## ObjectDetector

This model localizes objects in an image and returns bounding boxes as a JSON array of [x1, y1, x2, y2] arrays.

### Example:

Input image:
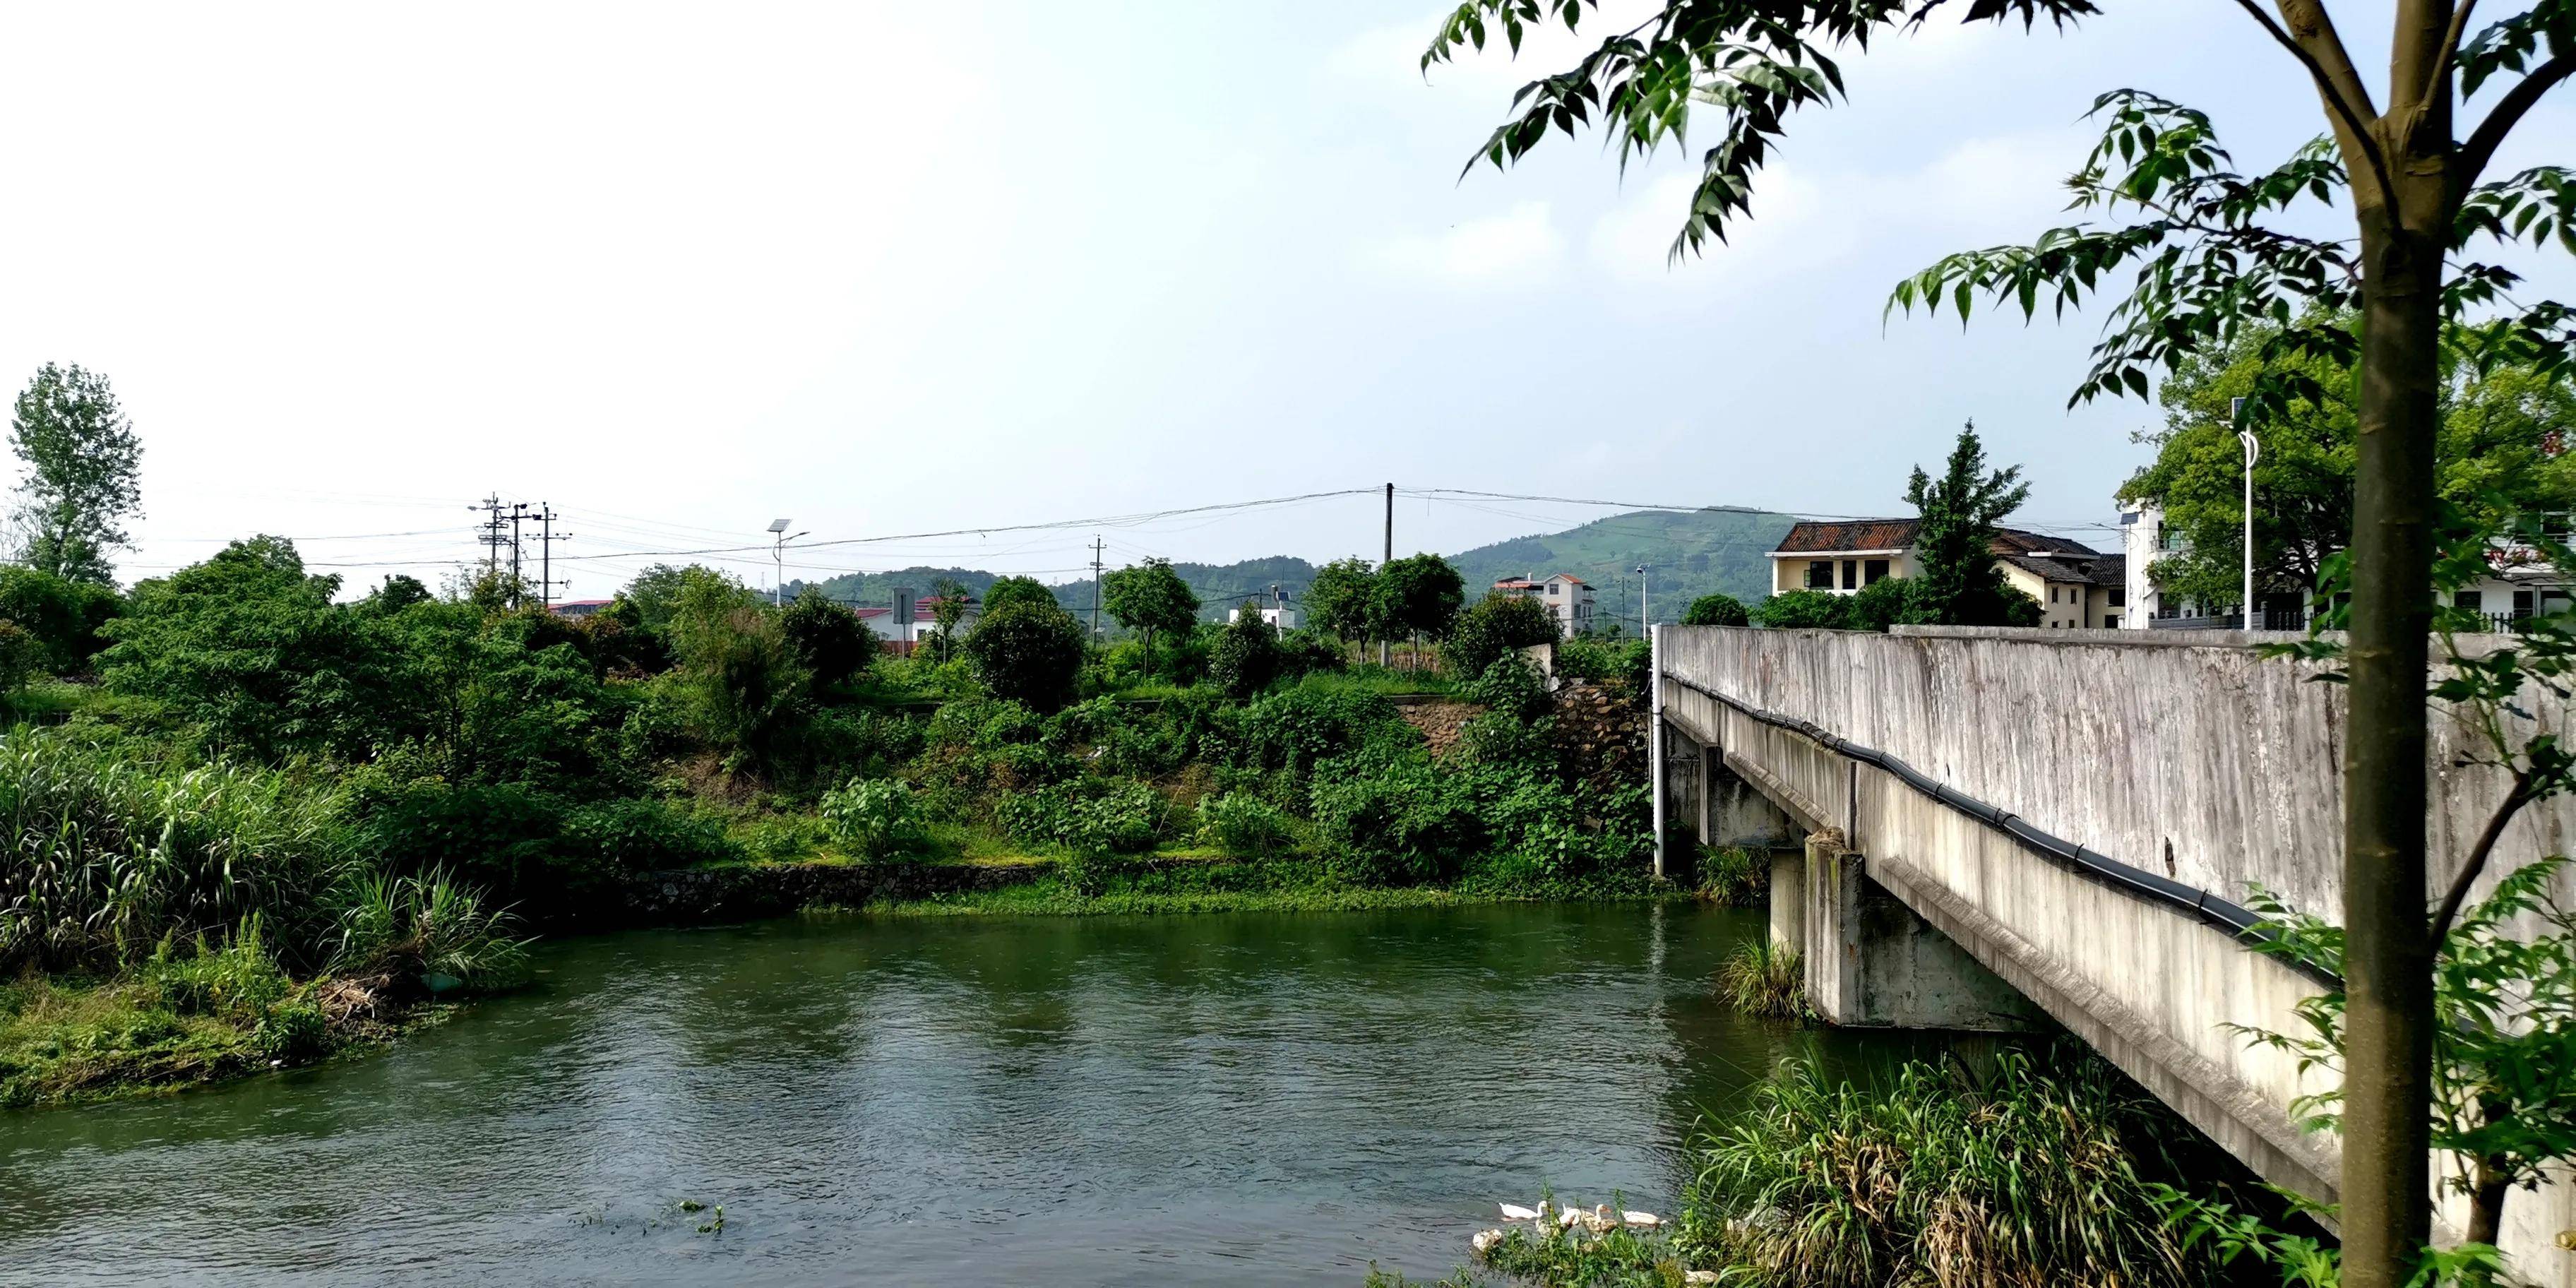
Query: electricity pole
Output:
[[535, 503, 566, 607], [1090, 536, 1105, 640], [1635, 564, 1650, 636], [1380, 482, 1393, 667], [506, 502, 530, 607], [475, 495, 508, 580]]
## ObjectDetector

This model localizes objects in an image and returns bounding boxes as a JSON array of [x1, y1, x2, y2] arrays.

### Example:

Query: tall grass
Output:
[[0, 728, 350, 972], [330, 869, 532, 990], [1698, 845, 1769, 907], [1717, 941, 1807, 1020], [1683, 1046, 2207, 1288]]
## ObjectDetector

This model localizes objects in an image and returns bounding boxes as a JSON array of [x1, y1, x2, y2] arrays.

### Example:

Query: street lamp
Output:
[[1635, 564, 1650, 636], [2230, 398, 2260, 628], [768, 519, 809, 607]]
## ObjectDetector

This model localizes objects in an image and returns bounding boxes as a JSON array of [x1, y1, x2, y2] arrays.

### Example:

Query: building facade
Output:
[[1492, 573, 1596, 638], [1765, 520, 2130, 628]]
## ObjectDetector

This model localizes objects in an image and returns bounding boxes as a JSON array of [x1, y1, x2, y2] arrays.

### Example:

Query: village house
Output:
[[854, 586, 982, 654], [1491, 573, 1596, 638], [1765, 519, 2130, 629]]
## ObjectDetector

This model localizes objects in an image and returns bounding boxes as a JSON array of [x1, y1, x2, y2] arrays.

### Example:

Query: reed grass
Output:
[[1716, 941, 1807, 1020]]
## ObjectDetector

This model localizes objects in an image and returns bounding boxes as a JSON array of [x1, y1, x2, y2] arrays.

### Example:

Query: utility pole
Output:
[[768, 519, 807, 607], [1090, 536, 1105, 641], [1635, 564, 1651, 637], [1380, 482, 1393, 667], [506, 502, 530, 607], [474, 495, 508, 580], [535, 503, 566, 608]]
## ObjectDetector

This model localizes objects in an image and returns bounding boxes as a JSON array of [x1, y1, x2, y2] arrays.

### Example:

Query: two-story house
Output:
[[1765, 519, 2130, 629], [1491, 573, 1596, 638]]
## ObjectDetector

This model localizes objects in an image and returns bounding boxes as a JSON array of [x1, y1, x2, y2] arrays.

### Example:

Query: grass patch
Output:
[[1715, 941, 1807, 1020], [1695, 846, 1767, 908]]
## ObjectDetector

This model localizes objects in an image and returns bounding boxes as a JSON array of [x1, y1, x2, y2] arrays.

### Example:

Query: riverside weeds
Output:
[[1715, 941, 1806, 1020]]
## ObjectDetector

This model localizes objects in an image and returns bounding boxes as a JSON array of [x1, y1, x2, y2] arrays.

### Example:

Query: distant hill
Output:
[[783, 507, 1801, 629], [1444, 508, 1799, 630]]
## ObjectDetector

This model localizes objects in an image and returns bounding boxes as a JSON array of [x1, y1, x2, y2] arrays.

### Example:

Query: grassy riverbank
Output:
[[852, 856, 1684, 918], [1369, 1043, 2304, 1288]]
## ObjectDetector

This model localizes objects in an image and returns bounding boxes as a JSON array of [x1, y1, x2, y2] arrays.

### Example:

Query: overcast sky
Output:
[[1, 2, 2567, 601]]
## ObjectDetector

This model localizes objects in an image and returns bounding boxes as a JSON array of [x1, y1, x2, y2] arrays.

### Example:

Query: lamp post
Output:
[[768, 519, 809, 607], [1635, 564, 1650, 636], [2230, 398, 2260, 628]]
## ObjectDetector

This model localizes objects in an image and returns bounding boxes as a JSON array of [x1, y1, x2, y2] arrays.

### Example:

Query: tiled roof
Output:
[[1493, 574, 1592, 589], [1775, 520, 2101, 559], [1775, 519, 1919, 553], [2084, 553, 2128, 586], [1998, 554, 2090, 583]]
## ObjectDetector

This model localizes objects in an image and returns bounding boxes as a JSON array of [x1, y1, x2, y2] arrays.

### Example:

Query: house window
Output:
[[2049, 586, 2060, 604], [2106, 614, 2121, 628], [2546, 590, 2572, 618], [2516, 590, 2536, 619], [1547, 583, 1558, 595], [2455, 590, 2483, 612], [1842, 560, 1859, 590], [1806, 561, 1833, 589], [2109, 587, 2126, 608], [1864, 559, 1889, 585]]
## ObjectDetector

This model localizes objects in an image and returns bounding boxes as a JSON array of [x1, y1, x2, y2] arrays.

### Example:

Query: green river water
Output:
[[1, 902, 1942, 1285]]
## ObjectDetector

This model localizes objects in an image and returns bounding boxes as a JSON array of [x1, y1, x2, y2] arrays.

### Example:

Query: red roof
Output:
[[1774, 519, 2098, 558]]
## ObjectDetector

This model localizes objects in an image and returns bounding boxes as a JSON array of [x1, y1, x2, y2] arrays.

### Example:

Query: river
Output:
[[2, 902, 1938, 1286]]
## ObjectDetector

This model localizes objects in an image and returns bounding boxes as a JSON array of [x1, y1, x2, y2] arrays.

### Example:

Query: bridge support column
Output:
[[1799, 834, 2039, 1032]]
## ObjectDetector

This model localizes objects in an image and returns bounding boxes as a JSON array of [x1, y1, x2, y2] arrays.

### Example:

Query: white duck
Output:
[[1621, 1210, 1665, 1229], [1470, 1228, 1505, 1255], [1498, 1203, 1541, 1222]]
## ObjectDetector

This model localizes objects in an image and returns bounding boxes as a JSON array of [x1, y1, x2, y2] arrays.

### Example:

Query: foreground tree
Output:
[[1377, 553, 1467, 667], [1424, 1, 2574, 1275], [1304, 556, 1385, 660], [1681, 592, 1750, 626], [9, 363, 141, 584], [962, 598, 1085, 712]]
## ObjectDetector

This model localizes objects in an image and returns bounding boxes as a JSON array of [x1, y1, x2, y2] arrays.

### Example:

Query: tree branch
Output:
[[2459, 55, 2576, 184], [2429, 771, 2534, 949], [2422, 0, 2479, 109], [2229, 0, 2397, 202]]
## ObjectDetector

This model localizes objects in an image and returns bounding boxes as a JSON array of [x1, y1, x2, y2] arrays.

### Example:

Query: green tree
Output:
[[8, 363, 141, 584], [1681, 592, 1750, 627], [1443, 590, 1558, 681], [780, 589, 877, 691], [962, 599, 1085, 712], [666, 570, 807, 772], [926, 576, 972, 664], [1425, 1, 2576, 1272], [1099, 558, 1200, 680], [1208, 601, 1287, 698], [2125, 323, 2576, 607], [1904, 423, 2033, 628], [100, 536, 394, 761], [1377, 554, 1467, 667], [1303, 556, 1383, 658], [982, 575, 1062, 616], [0, 566, 119, 672], [359, 574, 435, 616]]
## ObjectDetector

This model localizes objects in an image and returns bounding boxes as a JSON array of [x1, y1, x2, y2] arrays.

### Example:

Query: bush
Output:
[[963, 600, 1087, 713], [1443, 591, 1560, 681], [998, 779, 1162, 854], [148, 924, 291, 1022], [1207, 607, 1286, 699], [1751, 589, 1849, 629], [1195, 792, 1294, 857], [1233, 683, 1409, 775], [0, 566, 120, 673], [1277, 628, 1348, 679], [1842, 576, 1933, 633], [1463, 653, 1549, 721], [558, 797, 739, 871], [1309, 758, 1481, 886], [818, 778, 929, 859], [1681, 592, 1751, 626], [779, 590, 877, 691], [1716, 941, 1806, 1018], [1699, 845, 1767, 906], [0, 621, 43, 696], [329, 869, 530, 992]]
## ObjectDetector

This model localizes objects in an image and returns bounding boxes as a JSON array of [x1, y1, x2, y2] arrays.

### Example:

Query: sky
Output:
[[0, 1, 2568, 602]]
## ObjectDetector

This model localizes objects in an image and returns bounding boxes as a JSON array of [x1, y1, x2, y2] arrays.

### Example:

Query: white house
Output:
[[1492, 573, 1596, 638], [856, 586, 982, 651], [1227, 587, 1299, 631], [1765, 520, 2130, 628]]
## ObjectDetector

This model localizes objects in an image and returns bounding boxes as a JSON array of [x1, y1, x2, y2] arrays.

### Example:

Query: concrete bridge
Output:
[[1650, 624, 2575, 1282]]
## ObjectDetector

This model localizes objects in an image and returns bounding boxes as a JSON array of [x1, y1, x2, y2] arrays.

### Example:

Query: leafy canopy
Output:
[[9, 362, 142, 584]]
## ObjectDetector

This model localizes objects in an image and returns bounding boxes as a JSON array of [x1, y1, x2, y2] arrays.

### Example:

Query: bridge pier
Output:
[[1798, 833, 2041, 1032]]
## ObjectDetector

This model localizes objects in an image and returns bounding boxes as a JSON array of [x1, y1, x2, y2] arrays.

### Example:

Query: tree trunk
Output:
[[2466, 1152, 2511, 1250], [2338, 191, 2447, 1288]]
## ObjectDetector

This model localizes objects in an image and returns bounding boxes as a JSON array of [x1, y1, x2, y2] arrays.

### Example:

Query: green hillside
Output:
[[1443, 507, 1799, 631], [782, 508, 1799, 629]]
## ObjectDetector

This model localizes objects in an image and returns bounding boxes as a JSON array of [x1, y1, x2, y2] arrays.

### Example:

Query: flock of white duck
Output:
[[1472, 1201, 1719, 1283]]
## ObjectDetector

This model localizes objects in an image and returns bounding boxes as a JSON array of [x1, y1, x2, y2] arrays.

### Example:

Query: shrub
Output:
[[148, 923, 291, 1021], [0, 621, 42, 696], [1309, 758, 1481, 886], [998, 780, 1162, 854], [665, 573, 809, 772], [818, 778, 929, 859], [1234, 684, 1409, 775], [1842, 575, 1933, 633], [964, 600, 1087, 713], [1276, 628, 1348, 679], [1207, 606, 1286, 699], [780, 590, 877, 691], [1463, 654, 1549, 721], [1751, 589, 1850, 629], [1443, 591, 1560, 681], [0, 566, 119, 674], [558, 797, 739, 871], [1195, 792, 1294, 857], [1681, 592, 1751, 626], [254, 999, 329, 1062]]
